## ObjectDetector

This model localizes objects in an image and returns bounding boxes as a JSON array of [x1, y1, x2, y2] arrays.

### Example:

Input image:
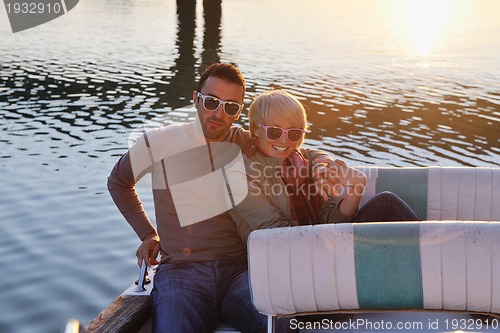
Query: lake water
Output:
[[0, 0, 499, 332]]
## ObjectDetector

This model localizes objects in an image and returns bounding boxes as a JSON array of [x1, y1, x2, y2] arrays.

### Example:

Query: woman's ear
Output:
[[248, 122, 255, 137]]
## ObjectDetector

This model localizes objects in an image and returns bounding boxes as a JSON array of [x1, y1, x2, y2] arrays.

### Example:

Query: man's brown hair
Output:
[[197, 63, 246, 100]]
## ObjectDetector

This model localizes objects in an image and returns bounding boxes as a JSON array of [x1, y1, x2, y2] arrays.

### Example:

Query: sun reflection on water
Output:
[[382, 0, 479, 59], [406, 0, 455, 57]]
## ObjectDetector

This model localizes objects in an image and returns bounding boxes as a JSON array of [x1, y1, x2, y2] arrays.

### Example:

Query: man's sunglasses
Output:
[[258, 123, 305, 142], [196, 92, 243, 117]]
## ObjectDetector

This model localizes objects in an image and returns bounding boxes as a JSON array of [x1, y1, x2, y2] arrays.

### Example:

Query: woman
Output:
[[230, 89, 419, 244]]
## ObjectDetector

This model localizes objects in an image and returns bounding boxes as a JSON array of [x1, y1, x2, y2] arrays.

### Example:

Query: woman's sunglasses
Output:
[[196, 92, 243, 117], [258, 123, 305, 142]]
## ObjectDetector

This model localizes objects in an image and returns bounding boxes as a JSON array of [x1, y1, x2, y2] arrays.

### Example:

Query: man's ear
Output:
[[192, 91, 198, 107]]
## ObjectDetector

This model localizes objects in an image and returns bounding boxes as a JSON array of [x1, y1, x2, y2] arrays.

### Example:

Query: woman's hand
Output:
[[312, 156, 366, 199], [136, 231, 160, 267], [313, 156, 367, 218]]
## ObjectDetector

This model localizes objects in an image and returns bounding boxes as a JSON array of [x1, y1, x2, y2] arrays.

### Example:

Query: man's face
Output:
[[193, 76, 244, 142]]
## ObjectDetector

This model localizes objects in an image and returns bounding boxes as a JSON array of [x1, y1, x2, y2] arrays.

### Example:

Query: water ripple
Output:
[[1, 0, 499, 332]]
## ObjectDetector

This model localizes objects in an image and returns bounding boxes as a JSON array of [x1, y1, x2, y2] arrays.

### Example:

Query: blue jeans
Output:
[[152, 257, 267, 333], [352, 191, 420, 222]]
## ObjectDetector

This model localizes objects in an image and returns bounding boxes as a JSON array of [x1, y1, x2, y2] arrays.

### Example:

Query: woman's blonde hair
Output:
[[248, 90, 308, 146]]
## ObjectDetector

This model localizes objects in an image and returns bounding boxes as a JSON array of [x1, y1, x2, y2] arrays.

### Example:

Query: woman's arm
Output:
[[229, 159, 291, 246], [312, 157, 367, 219]]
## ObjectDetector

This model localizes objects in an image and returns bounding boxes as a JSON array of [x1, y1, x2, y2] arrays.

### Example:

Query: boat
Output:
[[67, 166, 500, 333]]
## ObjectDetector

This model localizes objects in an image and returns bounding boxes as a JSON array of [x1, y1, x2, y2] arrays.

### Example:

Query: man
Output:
[[108, 63, 266, 333], [108, 63, 335, 332]]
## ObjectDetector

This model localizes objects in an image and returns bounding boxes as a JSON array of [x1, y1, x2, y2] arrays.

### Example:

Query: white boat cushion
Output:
[[356, 167, 500, 221], [248, 222, 500, 316], [426, 167, 499, 220]]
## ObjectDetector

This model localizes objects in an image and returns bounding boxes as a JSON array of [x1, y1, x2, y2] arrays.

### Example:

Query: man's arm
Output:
[[107, 150, 159, 266]]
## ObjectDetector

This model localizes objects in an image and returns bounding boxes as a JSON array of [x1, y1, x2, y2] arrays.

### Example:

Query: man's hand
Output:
[[136, 231, 160, 267]]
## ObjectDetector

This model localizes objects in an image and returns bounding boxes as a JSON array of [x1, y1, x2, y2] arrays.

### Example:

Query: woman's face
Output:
[[256, 118, 304, 160]]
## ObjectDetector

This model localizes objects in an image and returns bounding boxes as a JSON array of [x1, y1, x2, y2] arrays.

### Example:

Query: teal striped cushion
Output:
[[354, 223, 423, 309]]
